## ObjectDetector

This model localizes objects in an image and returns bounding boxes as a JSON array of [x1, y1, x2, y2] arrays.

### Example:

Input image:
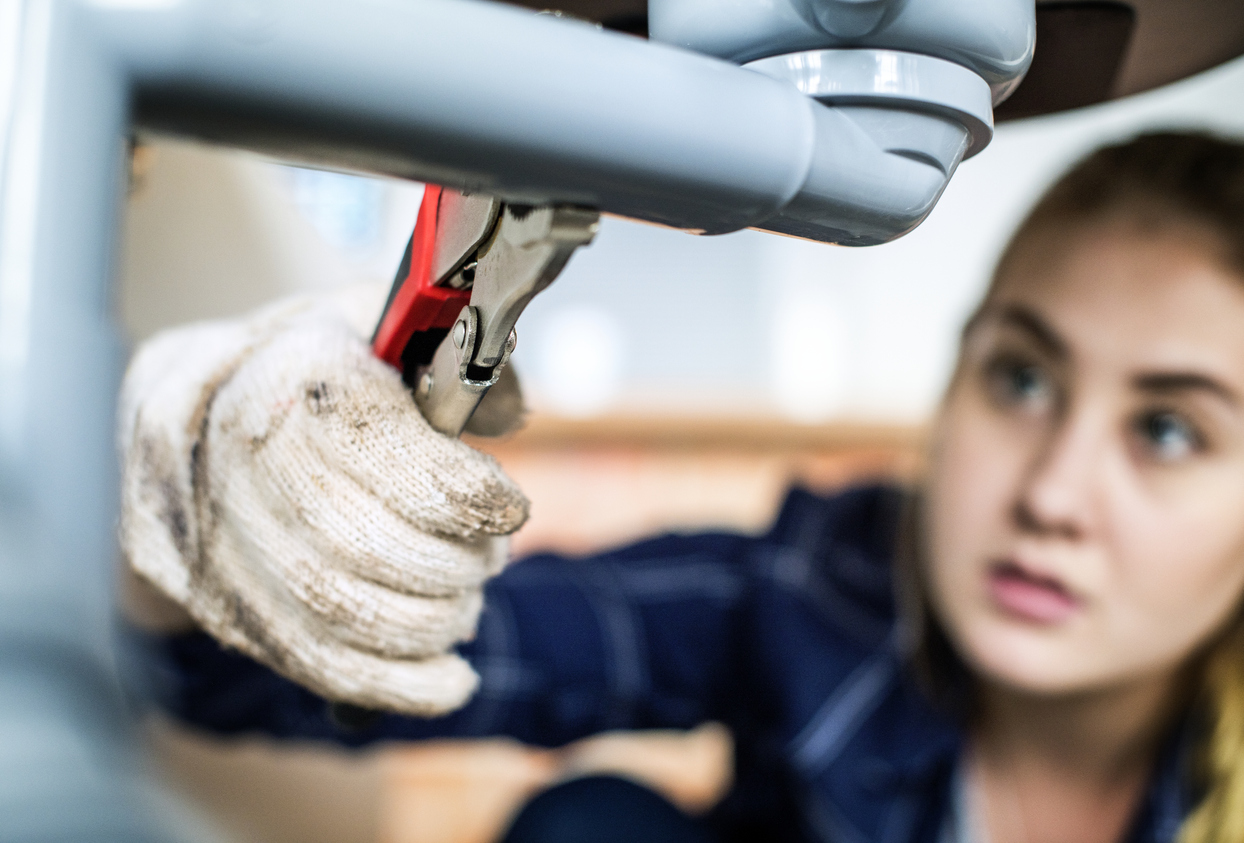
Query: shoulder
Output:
[[767, 483, 908, 559], [755, 483, 910, 649]]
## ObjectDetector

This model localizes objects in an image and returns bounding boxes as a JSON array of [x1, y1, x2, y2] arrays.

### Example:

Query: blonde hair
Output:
[[902, 132, 1244, 843], [1180, 619, 1244, 843]]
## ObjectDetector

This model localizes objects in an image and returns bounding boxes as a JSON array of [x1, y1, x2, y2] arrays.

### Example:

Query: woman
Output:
[[121, 132, 1244, 843], [907, 131, 1244, 843]]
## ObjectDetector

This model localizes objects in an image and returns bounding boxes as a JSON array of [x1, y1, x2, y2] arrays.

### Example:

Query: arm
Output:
[[117, 281, 767, 744], [124, 529, 759, 748]]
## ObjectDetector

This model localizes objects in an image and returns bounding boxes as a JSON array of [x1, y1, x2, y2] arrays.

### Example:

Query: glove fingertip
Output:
[[375, 653, 481, 717], [480, 486, 530, 536]]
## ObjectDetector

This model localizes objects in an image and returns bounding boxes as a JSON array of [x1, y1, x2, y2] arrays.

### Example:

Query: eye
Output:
[[1134, 410, 1204, 461], [985, 356, 1053, 411]]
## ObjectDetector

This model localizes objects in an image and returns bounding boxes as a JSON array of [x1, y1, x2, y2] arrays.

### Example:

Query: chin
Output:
[[953, 616, 1106, 696]]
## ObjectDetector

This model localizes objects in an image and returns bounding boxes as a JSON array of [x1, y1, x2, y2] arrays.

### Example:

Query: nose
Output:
[[1013, 411, 1102, 541]]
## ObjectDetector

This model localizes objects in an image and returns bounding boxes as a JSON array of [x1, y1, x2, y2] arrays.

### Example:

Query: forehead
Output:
[[987, 219, 1244, 373]]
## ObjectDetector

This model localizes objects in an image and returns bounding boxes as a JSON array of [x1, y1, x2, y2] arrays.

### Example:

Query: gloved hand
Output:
[[118, 284, 529, 715]]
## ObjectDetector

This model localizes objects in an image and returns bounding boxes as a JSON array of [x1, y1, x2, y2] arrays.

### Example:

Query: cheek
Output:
[[924, 398, 1029, 624], [1108, 468, 1244, 667]]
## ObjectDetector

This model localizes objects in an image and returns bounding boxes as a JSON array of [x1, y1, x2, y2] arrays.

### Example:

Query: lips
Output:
[[987, 559, 1081, 624]]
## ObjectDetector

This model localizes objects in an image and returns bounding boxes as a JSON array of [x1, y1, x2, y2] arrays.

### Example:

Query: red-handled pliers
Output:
[[372, 186, 599, 437]]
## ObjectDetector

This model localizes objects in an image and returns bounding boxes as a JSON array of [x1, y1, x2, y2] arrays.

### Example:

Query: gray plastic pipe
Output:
[[0, 0, 1030, 837], [95, 0, 1020, 240]]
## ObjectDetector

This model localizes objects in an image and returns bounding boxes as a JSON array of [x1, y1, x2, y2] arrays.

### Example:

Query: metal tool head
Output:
[[375, 188, 600, 438]]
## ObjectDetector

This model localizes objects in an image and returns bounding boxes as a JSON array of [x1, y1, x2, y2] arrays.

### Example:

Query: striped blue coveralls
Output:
[[129, 485, 1193, 843]]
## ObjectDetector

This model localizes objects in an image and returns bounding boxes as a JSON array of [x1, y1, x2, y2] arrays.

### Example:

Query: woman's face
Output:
[[926, 216, 1244, 695]]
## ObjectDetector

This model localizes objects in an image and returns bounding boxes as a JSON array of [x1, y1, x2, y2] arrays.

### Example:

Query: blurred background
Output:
[[118, 52, 1244, 843]]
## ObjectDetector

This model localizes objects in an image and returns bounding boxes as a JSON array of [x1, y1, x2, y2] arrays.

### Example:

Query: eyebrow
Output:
[[966, 304, 1069, 360], [1133, 372, 1239, 408]]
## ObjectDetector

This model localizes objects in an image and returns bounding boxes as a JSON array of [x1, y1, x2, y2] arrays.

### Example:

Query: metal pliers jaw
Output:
[[373, 186, 600, 437]]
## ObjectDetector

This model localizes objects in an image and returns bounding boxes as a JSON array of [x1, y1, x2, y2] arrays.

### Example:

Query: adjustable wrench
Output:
[[373, 186, 600, 436]]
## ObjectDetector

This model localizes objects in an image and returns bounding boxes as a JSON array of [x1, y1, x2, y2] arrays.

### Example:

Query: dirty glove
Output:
[[118, 284, 528, 715]]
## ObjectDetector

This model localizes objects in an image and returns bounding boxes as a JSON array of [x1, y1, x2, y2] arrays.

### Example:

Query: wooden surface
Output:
[[471, 414, 925, 556]]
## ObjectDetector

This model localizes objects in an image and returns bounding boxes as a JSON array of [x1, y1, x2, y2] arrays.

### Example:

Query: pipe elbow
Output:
[[791, 0, 904, 39], [757, 102, 969, 245]]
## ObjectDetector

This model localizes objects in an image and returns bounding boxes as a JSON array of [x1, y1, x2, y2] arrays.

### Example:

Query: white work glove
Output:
[[118, 284, 529, 715]]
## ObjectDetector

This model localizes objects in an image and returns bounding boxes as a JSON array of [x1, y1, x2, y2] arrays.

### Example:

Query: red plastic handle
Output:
[[372, 185, 472, 372]]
